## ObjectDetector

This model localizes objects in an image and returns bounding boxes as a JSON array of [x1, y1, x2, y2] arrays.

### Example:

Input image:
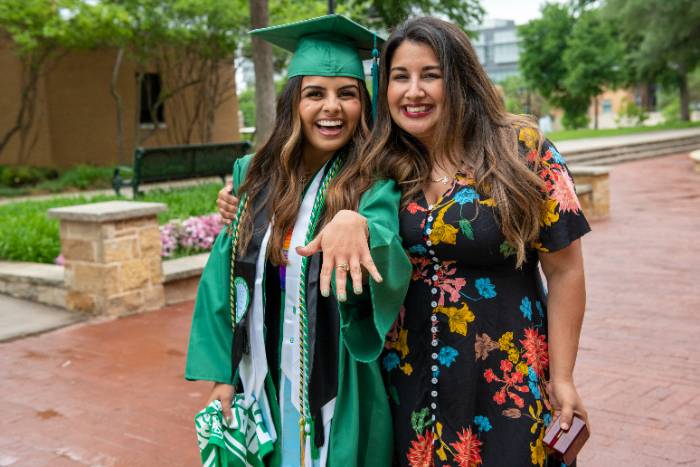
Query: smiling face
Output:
[[299, 76, 362, 160], [387, 40, 444, 149]]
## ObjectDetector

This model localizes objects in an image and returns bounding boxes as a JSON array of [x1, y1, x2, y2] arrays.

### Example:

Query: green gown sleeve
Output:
[[335, 179, 412, 363], [185, 154, 253, 383]]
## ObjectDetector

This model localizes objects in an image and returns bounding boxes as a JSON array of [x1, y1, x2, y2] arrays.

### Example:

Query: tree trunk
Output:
[[678, 66, 690, 122], [593, 96, 599, 130], [110, 48, 127, 164], [249, 0, 276, 147]]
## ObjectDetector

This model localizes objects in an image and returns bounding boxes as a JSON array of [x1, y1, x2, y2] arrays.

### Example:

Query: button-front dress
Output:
[[382, 129, 591, 467]]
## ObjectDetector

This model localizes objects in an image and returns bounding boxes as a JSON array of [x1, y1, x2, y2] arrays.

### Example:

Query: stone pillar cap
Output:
[[48, 201, 167, 223]]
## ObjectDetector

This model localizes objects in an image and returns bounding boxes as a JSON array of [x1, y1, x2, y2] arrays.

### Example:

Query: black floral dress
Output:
[[382, 129, 591, 467]]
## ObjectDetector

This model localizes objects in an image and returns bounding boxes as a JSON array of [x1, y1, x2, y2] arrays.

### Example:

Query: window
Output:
[[493, 29, 517, 44], [601, 99, 612, 113], [493, 43, 519, 64], [139, 73, 165, 125]]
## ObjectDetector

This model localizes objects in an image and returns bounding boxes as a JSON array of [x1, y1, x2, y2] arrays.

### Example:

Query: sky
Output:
[[481, 0, 565, 24]]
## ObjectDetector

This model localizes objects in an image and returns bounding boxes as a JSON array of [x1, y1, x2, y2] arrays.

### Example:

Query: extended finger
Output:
[[318, 254, 334, 298], [349, 256, 363, 295], [296, 236, 322, 257], [361, 253, 383, 283], [334, 258, 349, 302]]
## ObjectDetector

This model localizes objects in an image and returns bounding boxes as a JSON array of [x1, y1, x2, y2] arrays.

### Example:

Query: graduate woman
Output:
[[185, 15, 411, 467]]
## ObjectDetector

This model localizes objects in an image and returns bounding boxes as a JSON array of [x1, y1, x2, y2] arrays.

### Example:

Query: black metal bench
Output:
[[112, 141, 252, 196]]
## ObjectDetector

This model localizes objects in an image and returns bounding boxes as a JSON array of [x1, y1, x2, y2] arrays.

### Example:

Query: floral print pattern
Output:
[[383, 129, 590, 466]]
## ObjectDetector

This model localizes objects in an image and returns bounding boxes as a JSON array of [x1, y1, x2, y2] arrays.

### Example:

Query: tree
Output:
[[562, 8, 623, 128], [605, 0, 700, 121], [359, 0, 484, 30], [518, 4, 584, 127], [519, 3, 623, 129], [250, 0, 276, 147], [499, 75, 549, 118], [0, 0, 69, 162]]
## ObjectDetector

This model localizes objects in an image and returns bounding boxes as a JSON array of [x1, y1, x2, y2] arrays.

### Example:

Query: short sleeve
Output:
[[521, 132, 591, 253]]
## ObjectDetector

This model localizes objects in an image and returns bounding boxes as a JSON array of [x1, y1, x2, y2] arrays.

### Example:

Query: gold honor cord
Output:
[[225, 157, 342, 465]]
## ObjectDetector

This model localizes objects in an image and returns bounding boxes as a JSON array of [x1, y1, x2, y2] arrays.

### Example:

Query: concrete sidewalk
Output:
[[0, 153, 698, 465], [0, 295, 81, 342], [553, 126, 700, 152]]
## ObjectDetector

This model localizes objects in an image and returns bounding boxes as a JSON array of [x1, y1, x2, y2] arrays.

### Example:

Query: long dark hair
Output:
[[238, 76, 372, 265], [338, 17, 546, 267]]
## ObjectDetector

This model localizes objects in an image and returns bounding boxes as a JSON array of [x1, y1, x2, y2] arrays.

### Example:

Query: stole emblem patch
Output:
[[234, 276, 250, 323]]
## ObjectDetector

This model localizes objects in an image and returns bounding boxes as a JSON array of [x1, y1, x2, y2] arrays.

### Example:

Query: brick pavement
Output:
[[575, 154, 700, 466], [0, 153, 698, 466]]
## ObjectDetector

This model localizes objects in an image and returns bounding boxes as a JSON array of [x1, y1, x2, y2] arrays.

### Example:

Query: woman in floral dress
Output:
[[219, 16, 592, 467], [303, 17, 591, 467]]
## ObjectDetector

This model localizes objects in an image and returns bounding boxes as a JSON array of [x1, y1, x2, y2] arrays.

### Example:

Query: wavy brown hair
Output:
[[237, 76, 371, 265], [338, 17, 547, 267]]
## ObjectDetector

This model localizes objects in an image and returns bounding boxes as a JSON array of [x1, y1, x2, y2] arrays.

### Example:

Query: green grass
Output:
[[547, 120, 700, 142], [0, 183, 222, 264]]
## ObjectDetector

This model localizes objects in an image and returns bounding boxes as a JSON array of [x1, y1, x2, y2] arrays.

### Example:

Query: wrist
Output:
[[339, 210, 369, 237], [550, 375, 575, 385]]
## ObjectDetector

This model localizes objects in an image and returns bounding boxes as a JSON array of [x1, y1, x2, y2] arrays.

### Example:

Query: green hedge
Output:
[[0, 164, 133, 196], [0, 183, 222, 264]]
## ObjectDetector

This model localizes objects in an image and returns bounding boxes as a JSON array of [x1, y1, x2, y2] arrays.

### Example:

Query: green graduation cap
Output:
[[250, 14, 384, 116]]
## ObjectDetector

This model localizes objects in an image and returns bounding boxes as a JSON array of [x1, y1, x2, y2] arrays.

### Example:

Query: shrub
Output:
[[0, 165, 58, 187], [616, 98, 648, 127], [160, 214, 224, 258], [0, 182, 222, 264]]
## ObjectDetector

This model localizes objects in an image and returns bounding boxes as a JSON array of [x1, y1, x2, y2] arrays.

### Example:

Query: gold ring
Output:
[[336, 263, 350, 272]]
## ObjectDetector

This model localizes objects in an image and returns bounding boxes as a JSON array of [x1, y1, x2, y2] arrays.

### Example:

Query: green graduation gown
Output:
[[185, 154, 412, 466]]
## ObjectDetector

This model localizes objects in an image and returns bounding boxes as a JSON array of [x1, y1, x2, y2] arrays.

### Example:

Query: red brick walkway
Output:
[[0, 154, 698, 466], [574, 154, 700, 466]]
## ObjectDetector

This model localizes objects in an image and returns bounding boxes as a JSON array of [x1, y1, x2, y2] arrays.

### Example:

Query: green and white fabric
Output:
[[195, 398, 275, 467]]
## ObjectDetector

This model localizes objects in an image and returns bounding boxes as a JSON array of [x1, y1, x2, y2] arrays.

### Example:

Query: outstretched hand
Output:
[[296, 210, 382, 302]]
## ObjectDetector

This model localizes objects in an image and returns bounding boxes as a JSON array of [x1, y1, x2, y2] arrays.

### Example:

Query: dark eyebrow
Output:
[[389, 65, 441, 72], [338, 84, 359, 91], [301, 85, 324, 92]]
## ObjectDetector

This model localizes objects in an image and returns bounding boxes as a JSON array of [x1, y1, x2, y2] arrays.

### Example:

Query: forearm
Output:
[[546, 267, 586, 383]]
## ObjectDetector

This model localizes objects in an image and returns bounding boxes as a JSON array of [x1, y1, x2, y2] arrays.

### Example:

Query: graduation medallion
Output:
[[234, 276, 250, 323]]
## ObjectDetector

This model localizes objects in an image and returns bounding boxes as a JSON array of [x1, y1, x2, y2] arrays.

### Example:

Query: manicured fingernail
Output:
[[354, 286, 363, 295], [561, 423, 569, 430], [375, 276, 383, 283], [337, 291, 347, 302], [321, 289, 330, 297]]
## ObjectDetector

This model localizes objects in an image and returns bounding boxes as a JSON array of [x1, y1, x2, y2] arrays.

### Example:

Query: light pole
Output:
[[328, 0, 335, 14]]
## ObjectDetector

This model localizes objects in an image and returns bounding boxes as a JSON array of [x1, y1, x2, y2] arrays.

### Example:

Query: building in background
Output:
[[0, 41, 240, 168], [473, 19, 520, 84]]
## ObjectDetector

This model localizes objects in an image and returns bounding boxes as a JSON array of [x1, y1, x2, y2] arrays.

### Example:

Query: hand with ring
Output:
[[296, 210, 382, 302]]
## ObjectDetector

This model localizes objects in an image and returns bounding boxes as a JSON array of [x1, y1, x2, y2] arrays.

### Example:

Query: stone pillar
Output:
[[48, 201, 167, 316], [690, 150, 700, 173], [569, 165, 610, 220]]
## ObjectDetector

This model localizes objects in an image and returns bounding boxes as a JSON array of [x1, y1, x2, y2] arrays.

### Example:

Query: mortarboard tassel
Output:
[[371, 33, 379, 121]]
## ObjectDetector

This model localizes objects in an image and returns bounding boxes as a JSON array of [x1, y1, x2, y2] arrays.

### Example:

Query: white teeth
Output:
[[406, 105, 429, 113], [317, 120, 343, 127]]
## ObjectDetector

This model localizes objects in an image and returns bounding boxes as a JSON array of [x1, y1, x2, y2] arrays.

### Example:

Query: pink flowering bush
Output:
[[160, 214, 224, 258]]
